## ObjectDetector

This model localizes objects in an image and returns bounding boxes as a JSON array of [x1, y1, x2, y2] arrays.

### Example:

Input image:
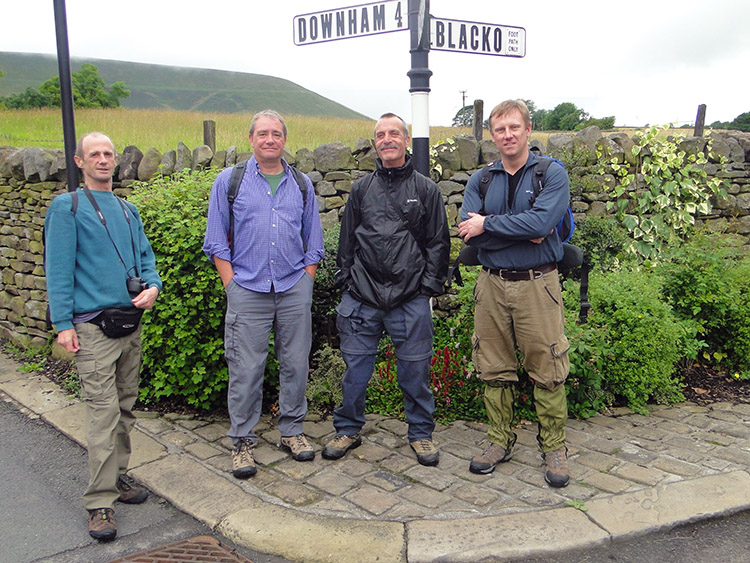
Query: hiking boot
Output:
[[322, 433, 361, 460], [88, 508, 116, 541], [410, 438, 439, 466], [116, 474, 148, 504], [280, 434, 315, 462], [231, 437, 257, 479], [469, 442, 513, 474], [543, 446, 570, 488]]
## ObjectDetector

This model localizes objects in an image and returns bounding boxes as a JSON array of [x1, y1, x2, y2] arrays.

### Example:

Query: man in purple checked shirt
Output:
[[203, 110, 324, 479]]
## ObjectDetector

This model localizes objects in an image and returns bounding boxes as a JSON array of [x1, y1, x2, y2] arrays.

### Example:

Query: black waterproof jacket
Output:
[[336, 155, 450, 312]]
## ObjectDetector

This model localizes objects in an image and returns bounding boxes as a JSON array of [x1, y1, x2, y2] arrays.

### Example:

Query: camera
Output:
[[126, 276, 148, 294]]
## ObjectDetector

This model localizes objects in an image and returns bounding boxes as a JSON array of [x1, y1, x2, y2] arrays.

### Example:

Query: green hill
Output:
[[0, 51, 369, 119]]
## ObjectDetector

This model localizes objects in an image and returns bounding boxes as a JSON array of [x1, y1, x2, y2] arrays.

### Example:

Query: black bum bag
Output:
[[90, 307, 144, 338]]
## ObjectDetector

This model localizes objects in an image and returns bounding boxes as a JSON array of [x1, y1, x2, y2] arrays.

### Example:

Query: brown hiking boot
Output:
[[410, 438, 439, 466], [116, 474, 148, 504], [469, 442, 513, 474], [322, 433, 361, 460], [88, 508, 116, 541], [231, 437, 257, 479], [543, 446, 570, 488], [280, 434, 315, 461]]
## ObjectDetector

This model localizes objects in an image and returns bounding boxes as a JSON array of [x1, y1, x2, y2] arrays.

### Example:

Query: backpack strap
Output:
[[289, 165, 308, 207], [530, 157, 553, 202], [226, 160, 248, 255], [289, 164, 309, 252], [477, 165, 495, 214]]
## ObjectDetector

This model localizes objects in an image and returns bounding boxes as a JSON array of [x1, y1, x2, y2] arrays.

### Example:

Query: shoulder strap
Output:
[[71, 190, 79, 214], [530, 157, 553, 202], [289, 165, 309, 253], [289, 165, 308, 206], [227, 161, 248, 254], [477, 164, 497, 214]]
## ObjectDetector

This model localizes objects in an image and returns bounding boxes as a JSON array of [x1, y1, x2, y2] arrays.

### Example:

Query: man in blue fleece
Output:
[[45, 132, 162, 541]]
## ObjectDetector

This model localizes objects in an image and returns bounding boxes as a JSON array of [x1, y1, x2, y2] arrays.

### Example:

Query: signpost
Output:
[[52, 0, 78, 192], [430, 17, 525, 57], [293, 1, 407, 46], [293, 0, 525, 175]]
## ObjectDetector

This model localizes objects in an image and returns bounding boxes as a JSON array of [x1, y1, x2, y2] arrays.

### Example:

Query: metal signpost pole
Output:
[[407, 0, 431, 177], [52, 0, 78, 192]]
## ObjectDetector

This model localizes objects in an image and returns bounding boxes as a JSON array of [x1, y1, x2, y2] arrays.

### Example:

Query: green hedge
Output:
[[129, 169, 228, 409]]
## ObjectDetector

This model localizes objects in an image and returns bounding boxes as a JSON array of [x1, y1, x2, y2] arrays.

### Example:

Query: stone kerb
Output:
[[1, 129, 750, 347]]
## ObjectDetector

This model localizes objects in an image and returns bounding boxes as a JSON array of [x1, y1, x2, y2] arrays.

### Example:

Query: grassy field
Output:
[[0, 108, 479, 153], [1, 107, 687, 155]]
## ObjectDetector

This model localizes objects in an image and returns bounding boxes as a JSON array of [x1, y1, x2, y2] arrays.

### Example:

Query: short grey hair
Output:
[[375, 113, 409, 138], [249, 109, 288, 138]]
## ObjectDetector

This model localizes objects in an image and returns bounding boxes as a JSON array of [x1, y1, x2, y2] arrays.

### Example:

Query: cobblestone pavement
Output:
[[3, 349, 750, 562], [136, 401, 750, 522]]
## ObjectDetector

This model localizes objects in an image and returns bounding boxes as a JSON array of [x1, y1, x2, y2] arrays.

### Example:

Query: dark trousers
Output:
[[334, 292, 435, 441]]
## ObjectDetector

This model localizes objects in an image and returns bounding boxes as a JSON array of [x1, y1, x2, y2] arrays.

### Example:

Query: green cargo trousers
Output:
[[75, 322, 141, 510], [473, 268, 570, 451]]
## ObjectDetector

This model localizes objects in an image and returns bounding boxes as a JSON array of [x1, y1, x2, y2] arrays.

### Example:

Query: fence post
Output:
[[203, 120, 216, 153], [694, 104, 706, 137], [473, 100, 484, 140]]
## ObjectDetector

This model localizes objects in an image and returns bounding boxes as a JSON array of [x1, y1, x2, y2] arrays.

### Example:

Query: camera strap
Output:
[[80, 186, 140, 278]]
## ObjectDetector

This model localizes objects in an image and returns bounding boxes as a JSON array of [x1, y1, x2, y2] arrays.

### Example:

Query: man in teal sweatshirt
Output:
[[45, 132, 162, 541]]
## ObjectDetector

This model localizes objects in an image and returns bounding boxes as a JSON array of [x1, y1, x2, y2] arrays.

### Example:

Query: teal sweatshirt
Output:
[[44, 188, 162, 332]]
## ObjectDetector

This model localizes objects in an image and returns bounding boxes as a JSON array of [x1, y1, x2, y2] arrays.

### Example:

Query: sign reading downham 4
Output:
[[294, 0, 407, 45], [431, 16, 525, 57]]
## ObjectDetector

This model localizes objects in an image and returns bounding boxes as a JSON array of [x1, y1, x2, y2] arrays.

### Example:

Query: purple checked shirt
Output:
[[203, 156, 324, 293]]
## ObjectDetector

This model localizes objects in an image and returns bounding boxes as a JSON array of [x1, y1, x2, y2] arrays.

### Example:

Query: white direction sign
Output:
[[294, 0, 407, 46], [430, 17, 526, 57]]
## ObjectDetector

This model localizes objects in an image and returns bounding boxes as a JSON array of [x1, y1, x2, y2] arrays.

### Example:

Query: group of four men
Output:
[[45, 99, 571, 542]]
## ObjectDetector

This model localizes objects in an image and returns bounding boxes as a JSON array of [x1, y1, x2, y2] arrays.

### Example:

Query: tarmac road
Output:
[[514, 509, 750, 563], [0, 396, 289, 563]]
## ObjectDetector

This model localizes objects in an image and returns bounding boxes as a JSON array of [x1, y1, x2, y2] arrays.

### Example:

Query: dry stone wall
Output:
[[2, 127, 749, 347]]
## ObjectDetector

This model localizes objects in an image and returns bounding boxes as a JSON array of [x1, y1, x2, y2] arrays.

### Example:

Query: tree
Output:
[[542, 102, 587, 131], [452, 105, 474, 127], [0, 63, 129, 109], [726, 112, 750, 132], [3, 87, 54, 109]]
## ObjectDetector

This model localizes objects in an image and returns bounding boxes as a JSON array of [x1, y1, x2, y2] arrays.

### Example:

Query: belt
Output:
[[482, 262, 557, 281]]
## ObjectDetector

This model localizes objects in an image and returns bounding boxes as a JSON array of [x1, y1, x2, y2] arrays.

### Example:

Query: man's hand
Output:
[[132, 286, 159, 310], [530, 229, 555, 244], [458, 212, 486, 242], [57, 328, 79, 354], [304, 264, 318, 279]]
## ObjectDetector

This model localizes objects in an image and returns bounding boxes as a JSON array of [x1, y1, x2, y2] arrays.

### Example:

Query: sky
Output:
[[1, 0, 748, 127]]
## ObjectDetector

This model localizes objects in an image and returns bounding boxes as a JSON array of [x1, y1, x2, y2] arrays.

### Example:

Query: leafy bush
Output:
[[584, 267, 692, 413], [661, 232, 750, 378], [307, 345, 346, 415], [128, 169, 228, 409], [560, 288, 611, 418], [312, 224, 342, 352], [603, 125, 728, 259], [366, 339, 406, 418], [570, 215, 633, 273], [431, 267, 486, 423]]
